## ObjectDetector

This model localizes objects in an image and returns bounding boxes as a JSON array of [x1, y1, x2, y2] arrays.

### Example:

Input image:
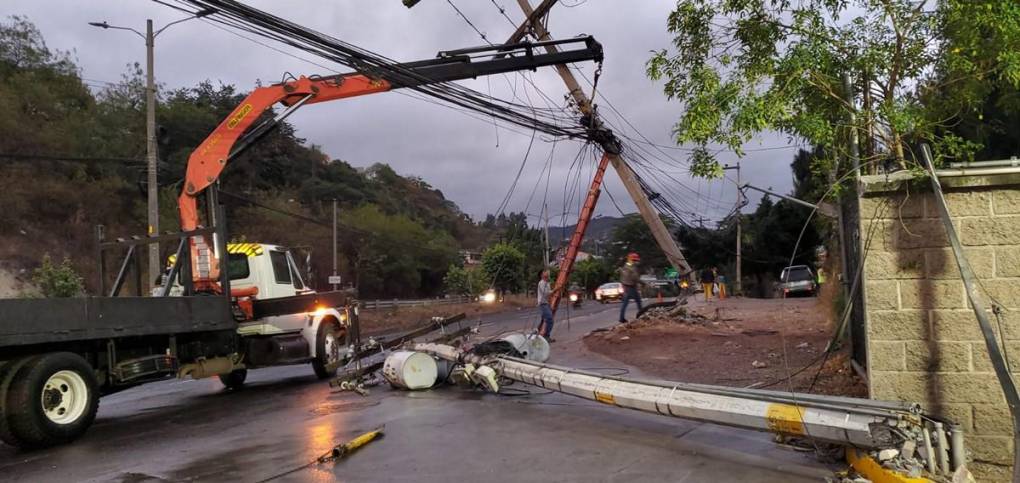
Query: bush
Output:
[[32, 254, 84, 297]]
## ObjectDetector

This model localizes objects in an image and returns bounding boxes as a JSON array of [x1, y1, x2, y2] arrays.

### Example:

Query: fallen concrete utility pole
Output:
[[414, 342, 969, 482]]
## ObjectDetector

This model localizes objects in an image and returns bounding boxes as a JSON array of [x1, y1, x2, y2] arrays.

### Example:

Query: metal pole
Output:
[[145, 19, 160, 292], [332, 199, 339, 291]]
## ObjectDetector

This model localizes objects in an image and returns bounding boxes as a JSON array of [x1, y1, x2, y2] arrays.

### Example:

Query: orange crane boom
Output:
[[178, 37, 603, 290]]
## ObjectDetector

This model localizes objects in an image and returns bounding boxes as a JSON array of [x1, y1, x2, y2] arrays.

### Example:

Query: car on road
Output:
[[595, 282, 624, 303], [777, 265, 817, 297]]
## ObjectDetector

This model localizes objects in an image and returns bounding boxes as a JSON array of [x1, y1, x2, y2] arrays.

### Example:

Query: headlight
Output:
[[569, 294, 578, 302], [481, 292, 497, 303]]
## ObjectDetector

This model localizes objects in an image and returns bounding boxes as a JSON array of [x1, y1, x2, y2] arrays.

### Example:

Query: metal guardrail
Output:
[[361, 295, 474, 311]]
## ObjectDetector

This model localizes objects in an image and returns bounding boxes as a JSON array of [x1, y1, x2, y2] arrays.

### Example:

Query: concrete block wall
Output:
[[859, 179, 1020, 482]]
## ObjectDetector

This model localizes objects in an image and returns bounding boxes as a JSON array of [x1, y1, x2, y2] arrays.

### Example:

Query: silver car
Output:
[[777, 265, 817, 297]]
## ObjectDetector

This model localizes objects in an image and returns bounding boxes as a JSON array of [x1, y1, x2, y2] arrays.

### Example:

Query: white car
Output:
[[595, 282, 624, 303]]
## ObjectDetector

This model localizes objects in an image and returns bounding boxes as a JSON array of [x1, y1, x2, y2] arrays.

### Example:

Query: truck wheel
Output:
[[0, 357, 39, 447], [6, 352, 99, 448], [218, 369, 247, 390], [312, 319, 347, 380]]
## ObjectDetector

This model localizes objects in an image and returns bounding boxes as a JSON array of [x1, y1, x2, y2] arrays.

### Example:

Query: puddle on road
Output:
[[310, 399, 380, 415]]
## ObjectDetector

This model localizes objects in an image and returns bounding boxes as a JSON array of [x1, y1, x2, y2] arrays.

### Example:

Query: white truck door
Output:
[[260, 249, 312, 333]]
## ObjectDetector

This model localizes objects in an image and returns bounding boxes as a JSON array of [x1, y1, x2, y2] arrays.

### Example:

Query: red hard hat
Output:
[[627, 252, 640, 261]]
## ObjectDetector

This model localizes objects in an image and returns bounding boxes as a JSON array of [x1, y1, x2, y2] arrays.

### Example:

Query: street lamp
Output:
[[88, 9, 214, 291]]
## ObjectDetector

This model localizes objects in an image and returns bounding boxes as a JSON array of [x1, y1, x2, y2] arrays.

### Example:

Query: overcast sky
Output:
[[6, 0, 800, 226]]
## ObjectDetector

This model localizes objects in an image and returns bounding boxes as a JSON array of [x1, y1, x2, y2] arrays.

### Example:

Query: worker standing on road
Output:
[[717, 271, 728, 299], [535, 269, 555, 342], [700, 267, 715, 302], [618, 253, 643, 323]]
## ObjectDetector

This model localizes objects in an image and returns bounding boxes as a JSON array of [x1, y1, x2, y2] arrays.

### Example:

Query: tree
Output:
[[607, 215, 675, 274], [647, 1, 1020, 177], [481, 242, 526, 294], [570, 257, 614, 295]]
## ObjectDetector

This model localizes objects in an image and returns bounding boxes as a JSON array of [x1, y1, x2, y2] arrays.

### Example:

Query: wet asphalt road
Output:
[[0, 301, 834, 482]]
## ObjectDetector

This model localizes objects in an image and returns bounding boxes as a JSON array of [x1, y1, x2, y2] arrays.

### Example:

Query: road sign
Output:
[[328, 275, 342, 285]]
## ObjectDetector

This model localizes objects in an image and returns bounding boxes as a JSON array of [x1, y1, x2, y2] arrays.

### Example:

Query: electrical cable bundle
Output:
[[162, 0, 591, 141]]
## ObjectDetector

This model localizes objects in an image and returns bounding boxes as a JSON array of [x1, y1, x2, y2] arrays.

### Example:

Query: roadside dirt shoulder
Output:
[[583, 297, 866, 397]]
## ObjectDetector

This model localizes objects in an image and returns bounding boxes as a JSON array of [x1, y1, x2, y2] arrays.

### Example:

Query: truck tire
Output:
[[312, 319, 347, 380], [0, 356, 39, 447], [5, 352, 99, 448], [218, 369, 247, 390]]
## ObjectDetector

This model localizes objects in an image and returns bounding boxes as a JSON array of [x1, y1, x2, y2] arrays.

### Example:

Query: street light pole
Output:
[[89, 9, 214, 292], [722, 163, 741, 295], [145, 19, 159, 290]]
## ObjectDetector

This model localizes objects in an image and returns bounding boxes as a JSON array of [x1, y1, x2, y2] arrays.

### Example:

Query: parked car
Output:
[[777, 265, 817, 297], [595, 282, 624, 303]]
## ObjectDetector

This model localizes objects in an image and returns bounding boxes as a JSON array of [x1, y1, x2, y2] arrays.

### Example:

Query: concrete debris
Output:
[[751, 360, 768, 369], [796, 342, 810, 349], [877, 448, 899, 461], [620, 336, 631, 341], [636, 304, 708, 325]]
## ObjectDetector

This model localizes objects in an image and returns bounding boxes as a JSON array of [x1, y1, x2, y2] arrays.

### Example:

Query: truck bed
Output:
[[0, 296, 235, 347]]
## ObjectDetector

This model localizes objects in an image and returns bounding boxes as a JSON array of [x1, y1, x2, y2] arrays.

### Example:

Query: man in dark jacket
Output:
[[619, 252, 643, 323], [700, 267, 715, 302]]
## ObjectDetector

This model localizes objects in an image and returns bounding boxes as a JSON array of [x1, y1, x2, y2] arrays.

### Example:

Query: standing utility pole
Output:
[[89, 10, 213, 291], [144, 19, 159, 290], [332, 199, 339, 291], [723, 163, 741, 295], [510, 0, 692, 281]]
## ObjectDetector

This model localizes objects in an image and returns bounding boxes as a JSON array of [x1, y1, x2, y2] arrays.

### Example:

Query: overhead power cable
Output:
[[164, 0, 591, 141]]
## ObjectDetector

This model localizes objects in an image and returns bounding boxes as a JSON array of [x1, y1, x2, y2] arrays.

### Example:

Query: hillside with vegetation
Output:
[[0, 16, 503, 298]]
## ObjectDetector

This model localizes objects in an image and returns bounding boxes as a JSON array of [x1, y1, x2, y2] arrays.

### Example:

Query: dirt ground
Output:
[[359, 294, 532, 336], [584, 296, 867, 397]]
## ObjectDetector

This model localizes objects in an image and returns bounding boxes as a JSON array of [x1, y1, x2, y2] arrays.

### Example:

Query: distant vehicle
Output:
[[480, 289, 498, 304], [567, 284, 583, 308], [777, 265, 817, 297], [595, 282, 624, 303]]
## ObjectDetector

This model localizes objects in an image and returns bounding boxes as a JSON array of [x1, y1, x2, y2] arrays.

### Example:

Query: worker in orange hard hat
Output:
[[618, 252, 643, 323]]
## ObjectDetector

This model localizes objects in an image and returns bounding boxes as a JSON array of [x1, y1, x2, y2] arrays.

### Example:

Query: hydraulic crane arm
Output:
[[180, 36, 603, 289]]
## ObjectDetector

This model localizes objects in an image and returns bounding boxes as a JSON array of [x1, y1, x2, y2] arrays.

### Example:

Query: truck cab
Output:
[[159, 242, 353, 381], [222, 243, 314, 336]]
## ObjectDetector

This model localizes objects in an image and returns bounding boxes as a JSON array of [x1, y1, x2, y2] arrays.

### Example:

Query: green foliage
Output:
[[0, 17, 487, 298], [607, 215, 675, 273], [648, 1, 1020, 175], [442, 264, 486, 296], [338, 204, 458, 298], [569, 257, 614, 294], [31, 254, 84, 298], [676, 195, 822, 297], [481, 242, 526, 293]]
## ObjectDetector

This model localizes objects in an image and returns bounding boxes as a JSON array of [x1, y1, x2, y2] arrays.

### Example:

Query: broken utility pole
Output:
[[507, 0, 693, 311]]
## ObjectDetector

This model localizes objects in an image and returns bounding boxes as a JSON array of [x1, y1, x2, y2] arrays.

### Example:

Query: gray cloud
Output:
[[7, 0, 799, 224]]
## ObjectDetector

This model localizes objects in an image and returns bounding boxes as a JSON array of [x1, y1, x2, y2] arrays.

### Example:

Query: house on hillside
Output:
[[552, 248, 594, 267], [459, 250, 482, 266]]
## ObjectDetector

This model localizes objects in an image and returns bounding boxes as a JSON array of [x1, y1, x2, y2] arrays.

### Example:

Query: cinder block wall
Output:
[[860, 174, 1020, 482]]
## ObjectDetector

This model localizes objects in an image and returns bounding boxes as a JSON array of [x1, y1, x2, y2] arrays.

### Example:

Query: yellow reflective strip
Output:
[[765, 403, 806, 436], [594, 391, 616, 405]]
